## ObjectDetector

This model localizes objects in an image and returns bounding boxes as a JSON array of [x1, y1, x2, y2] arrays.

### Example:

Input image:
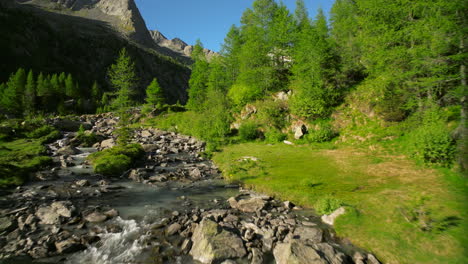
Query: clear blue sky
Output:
[[135, 0, 335, 52]]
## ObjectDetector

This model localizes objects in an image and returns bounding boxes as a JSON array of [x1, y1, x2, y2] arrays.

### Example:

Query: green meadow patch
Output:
[[213, 143, 468, 264]]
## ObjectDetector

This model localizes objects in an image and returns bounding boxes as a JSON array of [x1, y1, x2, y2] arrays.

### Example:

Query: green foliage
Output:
[[26, 125, 56, 139], [108, 48, 138, 109], [145, 77, 165, 107], [87, 144, 144, 176], [405, 108, 456, 167], [76, 125, 99, 147], [305, 121, 337, 143], [256, 99, 288, 129], [314, 196, 344, 215], [0, 68, 26, 116], [186, 40, 210, 111], [239, 121, 260, 141], [264, 128, 286, 143]]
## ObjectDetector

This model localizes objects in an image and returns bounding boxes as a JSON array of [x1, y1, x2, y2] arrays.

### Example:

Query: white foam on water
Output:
[[66, 217, 149, 264]]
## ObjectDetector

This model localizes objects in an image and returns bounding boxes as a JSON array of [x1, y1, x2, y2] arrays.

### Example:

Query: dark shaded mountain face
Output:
[[1, 1, 191, 104]]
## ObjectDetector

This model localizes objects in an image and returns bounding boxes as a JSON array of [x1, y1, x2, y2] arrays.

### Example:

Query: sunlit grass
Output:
[[213, 142, 468, 264]]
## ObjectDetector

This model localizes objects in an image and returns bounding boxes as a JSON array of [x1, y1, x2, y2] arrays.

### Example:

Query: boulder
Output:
[[294, 124, 308, 140], [166, 223, 182, 236], [57, 145, 81, 156], [142, 144, 158, 152], [55, 238, 84, 254], [141, 130, 153, 138], [229, 197, 267, 213], [85, 212, 107, 223], [292, 226, 323, 243], [75, 179, 89, 187], [189, 168, 202, 179], [190, 218, 247, 264], [321, 207, 346, 226], [274, 240, 327, 264], [35, 201, 75, 225], [0, 217, 17, 233], [100, 138, 116, 149]]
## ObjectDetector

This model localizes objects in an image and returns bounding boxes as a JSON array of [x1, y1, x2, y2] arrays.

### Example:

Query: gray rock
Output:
[[229, 197, 267, 213], [0, 217, 16, 233], [104, 209, 119, 218], [55, 238, 84, 254], [190, 218, 247, 264], [251, 248, 263, 264], [100, 138, 116, 149], [274, 240, 327, 264], [29, 246, 49, 258], [321, 207, 346, 225], [57, 145, 81, 155], [292, 226, 323, 243], [367, 254, 381, 264], [75, 180, 89, 187], [35, 201, 75, 225], [189, 168, 202, 179], [85, 212, 108, 223], [294, 124, 307, 140], [166, 223, 182, 236]]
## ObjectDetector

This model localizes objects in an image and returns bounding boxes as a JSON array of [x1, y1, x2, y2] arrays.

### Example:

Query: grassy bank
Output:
[[212, 143, 468, 264]]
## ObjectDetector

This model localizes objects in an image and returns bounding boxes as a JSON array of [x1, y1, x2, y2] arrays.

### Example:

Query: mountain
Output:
[[150, 30, 218, 61], [1, 0, 191, 103]]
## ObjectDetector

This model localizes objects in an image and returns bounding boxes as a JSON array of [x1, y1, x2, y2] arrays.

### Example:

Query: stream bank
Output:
[[0, 114, 380, 264]]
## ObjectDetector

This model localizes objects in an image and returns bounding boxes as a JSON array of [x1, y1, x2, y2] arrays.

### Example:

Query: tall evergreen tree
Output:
[[1, 68, 26, 115], [108, 48, 138, 109], [145, 78, 165, 108], [186, 40, 210, 111]]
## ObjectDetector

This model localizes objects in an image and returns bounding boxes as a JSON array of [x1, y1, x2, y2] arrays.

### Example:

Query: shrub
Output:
[[306, 121, 336, 143], [314, 196, 344, 215], [264, 128, 286, 143], [239, 121, 260, 141], [406, 107, 456, 167], [256, 100, 288, 129]]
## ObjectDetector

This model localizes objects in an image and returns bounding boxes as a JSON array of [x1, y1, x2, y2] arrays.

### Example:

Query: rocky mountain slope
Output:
[[1, 0, 191, 103], [150, 30, 217, 61]]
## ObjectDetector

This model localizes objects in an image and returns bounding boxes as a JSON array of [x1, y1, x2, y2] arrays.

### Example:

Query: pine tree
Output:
[[1, 68, 26, 116], [186, 40, 210, 111], [65, 73, 77, 98], [221, 25, 242, 87], [145, 78, 165, 108], [23, 70, 36, 116], [108, 47, 138, 109]]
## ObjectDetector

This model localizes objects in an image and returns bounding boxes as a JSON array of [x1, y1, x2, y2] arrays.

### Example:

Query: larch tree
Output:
[[108, 47, 138, 110], [145, 78, 165, 108], [186, 40, 210, 112], [23, 69, 36, 116]]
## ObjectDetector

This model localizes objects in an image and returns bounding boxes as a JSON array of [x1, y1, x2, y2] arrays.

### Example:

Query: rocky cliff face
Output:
[[150, 30, 217, 61]]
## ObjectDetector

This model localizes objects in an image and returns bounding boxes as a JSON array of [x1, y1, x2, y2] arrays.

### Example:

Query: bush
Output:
[[239, 121, 260, 141], [264, 128, 286, 143], [314, 196, 344, 215], [406, 107, 456, 167], [306, 121, 336, 143], [256, 100, 288, 129], [88, 144, 144, 176], [76, 125, 99, 147]]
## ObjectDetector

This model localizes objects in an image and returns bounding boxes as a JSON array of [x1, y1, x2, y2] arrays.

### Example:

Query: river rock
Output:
[[35, 201, 75, 224], [190, 218, 247, 263], [274, 240, 327, 264], [85, 212, 108, 223], [75, 179, 89, 187], [228, 197, 267, 213], [0, 217, 16, 233], [292, 226, 323, 243], [321, 207, 346, 225], [166, 223, 182, 236], [55, 238, 84, 254], [57, 145, 81, 155], [100, 138, 116, 149]]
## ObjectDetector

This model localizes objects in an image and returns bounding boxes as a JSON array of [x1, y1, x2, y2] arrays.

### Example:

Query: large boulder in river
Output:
[[100, 138, 116, 149], [35, 201, 75, 225], [57, 145, 81, 155], [228, 196, 268, 213], [190, 218, 246, 264], [274, 240, 327, 264]]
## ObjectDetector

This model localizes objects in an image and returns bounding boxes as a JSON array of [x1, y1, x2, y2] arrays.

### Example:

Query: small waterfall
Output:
[[67, 217, 150, 264]]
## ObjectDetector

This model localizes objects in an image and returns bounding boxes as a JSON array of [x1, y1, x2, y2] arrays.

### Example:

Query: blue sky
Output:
[[135, 0, 335, 52]]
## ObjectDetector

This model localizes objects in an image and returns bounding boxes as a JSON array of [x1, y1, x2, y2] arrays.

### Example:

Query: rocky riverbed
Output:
[[0, 114, 380, 264]]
